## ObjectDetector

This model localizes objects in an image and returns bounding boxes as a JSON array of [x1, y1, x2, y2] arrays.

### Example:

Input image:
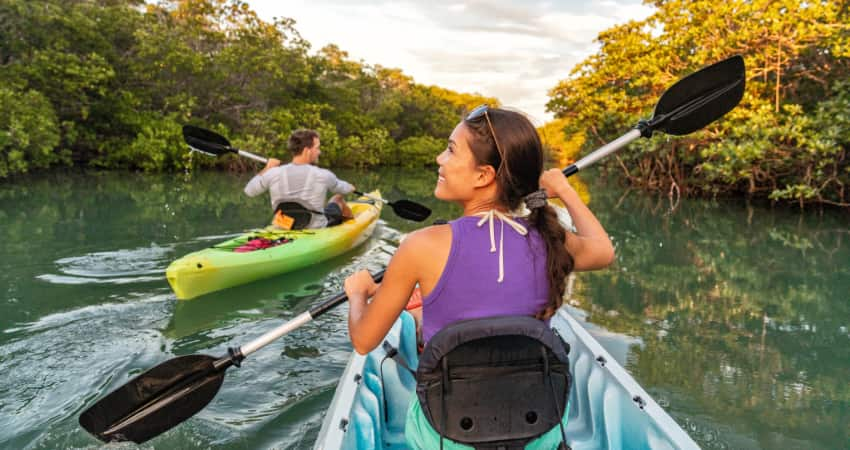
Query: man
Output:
[[244, 129, 355, 229]]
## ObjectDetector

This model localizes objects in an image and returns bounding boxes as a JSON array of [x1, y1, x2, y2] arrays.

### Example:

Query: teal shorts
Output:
[[404, 397, 570, 450]]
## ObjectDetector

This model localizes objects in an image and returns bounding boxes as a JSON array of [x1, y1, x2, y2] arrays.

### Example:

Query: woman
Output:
[[344, 105, 615, 448]]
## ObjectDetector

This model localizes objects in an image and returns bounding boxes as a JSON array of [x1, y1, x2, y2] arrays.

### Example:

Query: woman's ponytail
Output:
[[529, 203, 573, 320]]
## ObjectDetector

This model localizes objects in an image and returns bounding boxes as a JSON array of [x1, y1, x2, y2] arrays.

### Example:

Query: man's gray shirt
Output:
[[244, 163, 354, 228]]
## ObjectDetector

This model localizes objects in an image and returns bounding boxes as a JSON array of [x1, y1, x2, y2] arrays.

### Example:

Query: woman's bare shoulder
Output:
[[395, 223, 452, 260], [403, 223, 451, 247], [393, 223, 453, 289]]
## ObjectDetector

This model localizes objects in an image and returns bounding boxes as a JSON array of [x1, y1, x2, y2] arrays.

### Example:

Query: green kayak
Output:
[[166, 191, 383, 300]]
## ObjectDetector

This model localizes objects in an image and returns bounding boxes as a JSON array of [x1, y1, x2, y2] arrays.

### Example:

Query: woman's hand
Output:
[[539, 168, 576, 199], [344, 270, 379, 303], [539, 170, 615, 271]]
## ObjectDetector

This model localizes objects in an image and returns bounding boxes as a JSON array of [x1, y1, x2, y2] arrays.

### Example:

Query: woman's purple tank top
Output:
[[421, 215, 550, 343]]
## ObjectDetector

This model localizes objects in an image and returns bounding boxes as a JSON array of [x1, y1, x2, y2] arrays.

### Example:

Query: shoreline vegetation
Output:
[[1, 0, 848, 207]]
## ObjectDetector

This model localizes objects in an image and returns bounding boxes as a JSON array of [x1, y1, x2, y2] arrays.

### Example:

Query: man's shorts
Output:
[[324, 202, 344, 227]]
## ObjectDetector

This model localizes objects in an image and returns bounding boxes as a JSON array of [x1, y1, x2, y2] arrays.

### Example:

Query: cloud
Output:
[[406, 0, 647, 44], [247, 0, 653, 120]]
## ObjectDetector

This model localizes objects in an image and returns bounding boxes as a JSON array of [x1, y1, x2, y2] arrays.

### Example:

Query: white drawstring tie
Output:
[[474, 210, 528, 283]]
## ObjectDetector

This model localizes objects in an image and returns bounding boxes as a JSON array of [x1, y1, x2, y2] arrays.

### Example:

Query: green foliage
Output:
[[547, 0, 850, 207], [537, 118, 584, 166], [334, 128, 394, 168], [95, 114, 188, 171], [395, 135, 445, 168], [0, 0, 488, 178], [0, 87, 63, 177], [699, 82, 850, 206]]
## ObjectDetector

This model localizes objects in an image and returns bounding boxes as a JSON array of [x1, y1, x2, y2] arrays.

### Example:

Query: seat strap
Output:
[[381, 341, 416, 375], [379, 341, 416, 423], [542, 345, 568, 448], [440, 357, 449, 450], [281, 163, 290, 192]]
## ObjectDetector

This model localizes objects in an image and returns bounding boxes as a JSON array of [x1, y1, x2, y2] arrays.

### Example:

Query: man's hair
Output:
[[288, 129, 320, 156]]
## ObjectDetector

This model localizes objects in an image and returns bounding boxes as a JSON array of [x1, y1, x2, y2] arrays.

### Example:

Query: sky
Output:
[[247, 0, 654, 123]]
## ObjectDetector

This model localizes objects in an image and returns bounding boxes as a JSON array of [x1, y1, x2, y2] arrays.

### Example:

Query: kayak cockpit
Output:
[[315, 310, 699, 449]]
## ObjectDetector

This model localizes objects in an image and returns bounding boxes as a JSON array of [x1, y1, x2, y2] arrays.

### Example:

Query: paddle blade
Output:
[[79, 354, 226, 444], [182, 125, 235, 157], [390, 199, 431, 222], [652, 55, 745, 136]]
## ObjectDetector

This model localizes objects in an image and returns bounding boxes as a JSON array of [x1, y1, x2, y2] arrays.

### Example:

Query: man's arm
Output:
[[322, 169, 355, 194], [244, 158, 281, 197]]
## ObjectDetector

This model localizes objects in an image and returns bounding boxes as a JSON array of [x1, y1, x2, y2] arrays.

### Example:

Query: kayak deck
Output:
[[166, 191, 382, 300], [315, 309, 699, 449]]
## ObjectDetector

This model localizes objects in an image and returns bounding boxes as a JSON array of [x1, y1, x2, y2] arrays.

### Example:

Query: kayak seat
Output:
[[274, 202, 319, 230], [415, 316, 571, 450]]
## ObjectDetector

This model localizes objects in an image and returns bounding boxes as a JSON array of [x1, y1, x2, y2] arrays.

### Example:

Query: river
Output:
[[0, 168, 847, 449]]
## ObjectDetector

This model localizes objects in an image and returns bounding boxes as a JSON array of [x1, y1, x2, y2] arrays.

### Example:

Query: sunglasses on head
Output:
[[465, 105, 506, 174]]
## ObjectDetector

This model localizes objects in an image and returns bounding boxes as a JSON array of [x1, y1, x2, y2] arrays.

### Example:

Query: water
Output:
[[0, 169, 847, 449]]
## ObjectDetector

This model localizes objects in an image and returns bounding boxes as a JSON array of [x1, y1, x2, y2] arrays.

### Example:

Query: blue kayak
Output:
[[314, 309, 699, 449]]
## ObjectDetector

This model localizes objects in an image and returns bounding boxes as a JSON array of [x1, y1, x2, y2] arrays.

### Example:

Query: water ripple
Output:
[[0, 296, 173, 449], [37, 244, 175, 286]]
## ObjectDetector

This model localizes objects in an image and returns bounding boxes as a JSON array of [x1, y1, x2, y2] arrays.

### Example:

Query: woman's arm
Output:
[[345, 231, 423, 354], [539, 168, 615, 271]]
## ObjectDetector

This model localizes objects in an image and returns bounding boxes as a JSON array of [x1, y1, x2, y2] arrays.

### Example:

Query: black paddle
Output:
[[561, 55, 745, 177], [182, 125, 432, 222], [78, 270, 385, 444]]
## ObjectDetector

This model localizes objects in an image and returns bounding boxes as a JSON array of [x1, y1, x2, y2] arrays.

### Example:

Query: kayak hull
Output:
[[314, 309, 699, 450], [166, 192, 382, 300]]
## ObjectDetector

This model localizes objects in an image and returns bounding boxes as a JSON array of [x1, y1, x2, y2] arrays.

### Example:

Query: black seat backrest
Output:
[[415, 316, 571, 450], [274, 202, 316, 230]]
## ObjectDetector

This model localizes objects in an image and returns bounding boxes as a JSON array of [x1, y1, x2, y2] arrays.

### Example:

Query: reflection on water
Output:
[[571, 188, 850, 449], [0, 169, 847, 449]]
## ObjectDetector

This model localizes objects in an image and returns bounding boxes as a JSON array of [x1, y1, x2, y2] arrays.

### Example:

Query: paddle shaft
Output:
[[562, 128, 642, 177], [236, 149, 268, 164], [354, 190, 390, 205], [239, 270, 385, 357]]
